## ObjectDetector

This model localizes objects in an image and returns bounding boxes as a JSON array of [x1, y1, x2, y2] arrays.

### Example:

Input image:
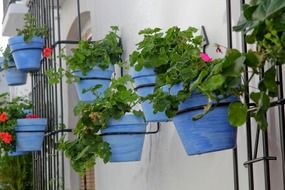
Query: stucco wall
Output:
[[56, 0, 284, 190]]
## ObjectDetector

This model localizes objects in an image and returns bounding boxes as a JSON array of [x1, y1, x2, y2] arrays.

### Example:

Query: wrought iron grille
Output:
[[27, 0, 285, 190], [28, 0, 69, 189]]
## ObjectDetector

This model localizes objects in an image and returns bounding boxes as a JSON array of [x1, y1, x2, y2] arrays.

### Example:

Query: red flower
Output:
[[0, 132, 12, 144], [43, 47, 53, 58], [26, 114, 40, 119], [0, 112, 8, 122]]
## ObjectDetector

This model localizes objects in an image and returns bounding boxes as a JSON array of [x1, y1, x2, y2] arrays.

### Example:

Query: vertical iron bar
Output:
[[51, 0, 61, 188], [262, 130, 271, 190], [226, 0, 239, 190], [56, 0, 66, 188], [240, 0, 254, 189], [253, 129, 260, 159], [77, 0, 81, 40], [277, 64, 285, 189], [84, 174, 87, 190]]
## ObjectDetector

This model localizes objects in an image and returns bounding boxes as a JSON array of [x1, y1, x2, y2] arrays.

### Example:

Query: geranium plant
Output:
[[59, 75, 143, 174], [16, 13, 48, 43], [0, 94, 32, 153], [130, 26, 211, 117], [45, 26, 123, 84], [0, 46, 13, 69], [225, 0, 285, 129], [130, 15, 284, 130]]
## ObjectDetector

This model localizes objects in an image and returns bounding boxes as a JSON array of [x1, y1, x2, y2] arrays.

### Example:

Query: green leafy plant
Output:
[[58, 75, 143, 174], [16, 13, 48, 43], [45, 26, 123, 84], [1, 46, 13, 70], [130, 11, 284, 130], [0, 93, 32, 153], [222, 0, 285, 129], [130, 26, 211, 117], [0, 154, 33, 190]]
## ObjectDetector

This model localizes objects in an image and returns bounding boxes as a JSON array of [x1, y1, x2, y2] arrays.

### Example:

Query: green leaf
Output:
[[258, 67, 278, 97], [245, 51, 260, 69], [228, 102, 247, 126], [223, 56, 245, 77], [200, 74, 225, 92], [75, 145, 90, 161], [189, 70, 208, 91], [265, 0, 285, 19], [250, 92, 261, 104]]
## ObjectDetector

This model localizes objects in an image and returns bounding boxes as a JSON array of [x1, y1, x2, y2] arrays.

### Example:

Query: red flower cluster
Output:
[[0, 112, 8, 122], [0, 132, 12, 144], [43, 47, 53, 58], [26, 114, 40, 119]]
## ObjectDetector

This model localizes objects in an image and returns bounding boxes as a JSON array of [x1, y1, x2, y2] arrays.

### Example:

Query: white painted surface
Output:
[[1, 0, 282, 189], [2, 2, 28, 36]]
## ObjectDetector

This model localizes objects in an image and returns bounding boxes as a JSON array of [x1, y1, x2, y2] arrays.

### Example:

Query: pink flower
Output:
[[26, 114, 40, 119], [200, 53, 212, 62]]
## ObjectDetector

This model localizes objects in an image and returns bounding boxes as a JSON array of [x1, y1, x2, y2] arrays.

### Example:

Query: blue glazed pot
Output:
[[102, 114, 147, 162], [5, 66, 27, 86], [8, 151, 27, 156], [132, 67, 169, 122], [16, 118, 47, 152], [172, 92, 237, 155], [72, 65, 114, 102], [8, 36, 44, 72], [0, 57, 4, 69], [131, 67, 155, 78]]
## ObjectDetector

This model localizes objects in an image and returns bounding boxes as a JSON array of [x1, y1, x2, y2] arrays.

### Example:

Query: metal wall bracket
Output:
[[100, 122, 160, 136], [15, 122, 160, 137], [244, 156, 277, 167], [201, 26, 209, 53]]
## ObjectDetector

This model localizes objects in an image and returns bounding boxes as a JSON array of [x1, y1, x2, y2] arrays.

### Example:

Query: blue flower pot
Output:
[[5, 66, 27, 86], [8, 36, 44, 72], [172, 91, 237, 155], [0, 57, 4, 69], [16, 118, 47, 152], [8, 151, 27, 156], [72, 65, 114, 102], [132, 67, 169, 122], [102, 114, 147, 162]]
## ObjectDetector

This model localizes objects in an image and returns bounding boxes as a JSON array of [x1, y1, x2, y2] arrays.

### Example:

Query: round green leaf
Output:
[[228, 102, 247, 127]]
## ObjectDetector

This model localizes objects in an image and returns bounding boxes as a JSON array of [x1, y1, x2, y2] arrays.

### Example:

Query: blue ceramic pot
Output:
[[16, 118, 47, 152], [102, 114, 147, 162], [72, 65, 114, 102], [172, 91, 237, 155], [132, 67, 169, 122], [5, 66, 27, 86], [8, 36, 44, 72], [0, 57, 4, 69]]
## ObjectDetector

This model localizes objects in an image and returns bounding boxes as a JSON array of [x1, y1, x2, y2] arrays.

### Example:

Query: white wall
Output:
[[89, 0, 244, 190], [56, 0, 284, 190]]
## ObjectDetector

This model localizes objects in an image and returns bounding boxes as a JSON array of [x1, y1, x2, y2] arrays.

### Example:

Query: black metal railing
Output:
[[26, 0, 285, 189], [28, 0, 65, 189]]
